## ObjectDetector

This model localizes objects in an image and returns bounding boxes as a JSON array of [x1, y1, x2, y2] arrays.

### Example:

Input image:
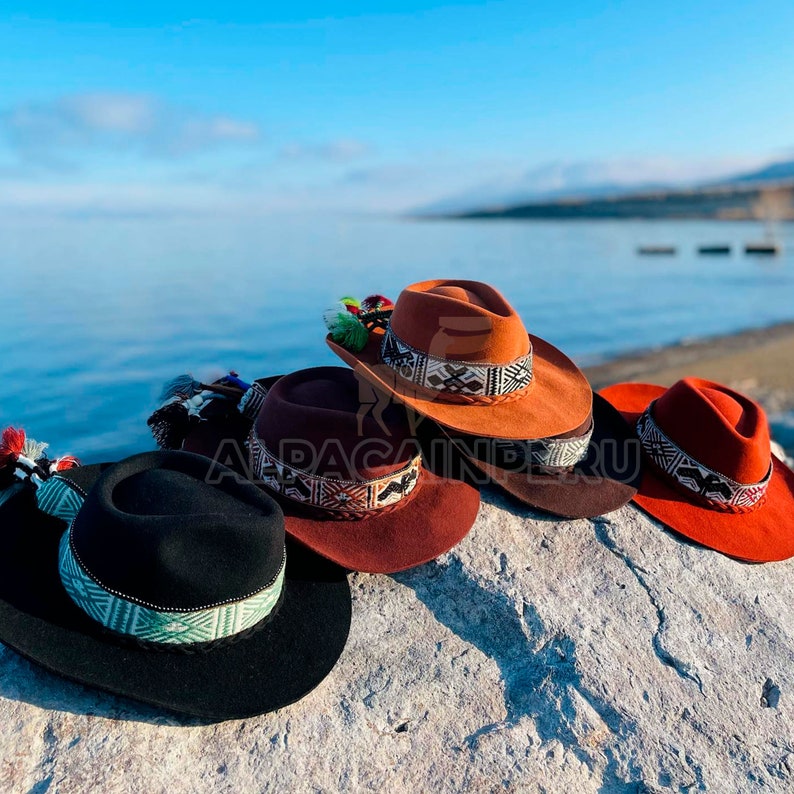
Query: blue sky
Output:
[[1, 1, 793, 215]]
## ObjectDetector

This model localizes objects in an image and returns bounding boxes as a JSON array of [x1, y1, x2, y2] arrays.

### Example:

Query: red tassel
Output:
[[54, 455, 80, 471], [0, 427, 25, 467], [362, 295, 393, 311]]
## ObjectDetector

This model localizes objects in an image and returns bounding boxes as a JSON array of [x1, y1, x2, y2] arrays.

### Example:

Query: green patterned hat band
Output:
[[58, 531, 286, 646]]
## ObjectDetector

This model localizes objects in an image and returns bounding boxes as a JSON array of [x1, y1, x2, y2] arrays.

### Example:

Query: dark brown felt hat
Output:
[[601, 378, 794, 562], [436, 394, 641, 518], [242, 367, 481, 574], [326, 279, 592, 440]]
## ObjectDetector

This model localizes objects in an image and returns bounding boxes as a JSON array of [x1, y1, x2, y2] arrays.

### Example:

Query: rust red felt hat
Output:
[[436, 394, 641, 518], [177, 367, 481, 574], [325, 280, 592, 440], [600, 377, 794, 562]]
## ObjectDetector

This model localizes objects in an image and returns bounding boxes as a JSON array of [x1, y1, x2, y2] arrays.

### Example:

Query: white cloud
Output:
[[1, 93, 261, 159], [278, 138, 372, 163]]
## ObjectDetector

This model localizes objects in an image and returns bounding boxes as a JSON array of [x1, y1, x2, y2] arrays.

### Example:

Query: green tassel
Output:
[[323, 300, 370, 352]]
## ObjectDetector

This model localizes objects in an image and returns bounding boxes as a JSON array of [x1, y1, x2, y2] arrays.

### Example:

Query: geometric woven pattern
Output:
[[58, 532, 286, 645], [238, 380, 271, 421], [380, 326, 533, 399], [249, 428, 421, 514], [36, 476, 86, 523], [637, 406, 772, 509], [491, 418, 593, 469]]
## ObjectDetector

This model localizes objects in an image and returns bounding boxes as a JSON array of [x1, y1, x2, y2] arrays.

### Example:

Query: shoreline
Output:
[[583, 320, 794, 454], [583, 319, 794, 410], [584, 320, 794, 393]]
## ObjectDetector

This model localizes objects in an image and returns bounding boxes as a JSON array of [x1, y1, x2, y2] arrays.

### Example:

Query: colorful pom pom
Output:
[[323, 294, 394, 352], [221, 373, 252, 392], [52, 455, 80, 472], [147, 402, 194, 450], [21, 437, 48, 464], [361, 295, 394, 312], [158, 374, 204, 403], [324, 301, 371, 352], [0, 426, 79, 486], [0, 427, 25, 467]]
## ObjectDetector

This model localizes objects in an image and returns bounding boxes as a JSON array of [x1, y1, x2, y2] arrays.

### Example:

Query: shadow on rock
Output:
[[393, 556, 632, 774]]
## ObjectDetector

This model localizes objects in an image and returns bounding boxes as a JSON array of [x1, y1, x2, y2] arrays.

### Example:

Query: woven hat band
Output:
[[58, 530, 285, 646], [249, 428, 421, 515], [379, 325, 533, 403], [490, 418, 594, 469], [637, 405, 772, 511]]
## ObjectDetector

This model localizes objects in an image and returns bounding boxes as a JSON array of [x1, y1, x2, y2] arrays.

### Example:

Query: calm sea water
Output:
[[1, 216, 792, 462]]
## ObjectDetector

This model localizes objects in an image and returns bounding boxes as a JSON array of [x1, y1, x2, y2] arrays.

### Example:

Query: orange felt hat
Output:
[[600, 377, 794, 562], [325, 280, 592, 440]]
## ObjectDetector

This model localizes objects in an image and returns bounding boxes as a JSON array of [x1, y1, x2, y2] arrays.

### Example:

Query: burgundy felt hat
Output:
[[600, 377, 794, 562], [435, 394, 641, 518], [173, 367, 481, 574], [324, 280, 592, 440]]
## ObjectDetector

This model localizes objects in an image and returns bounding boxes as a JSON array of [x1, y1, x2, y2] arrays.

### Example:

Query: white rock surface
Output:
[[3, 487, 794, 793]]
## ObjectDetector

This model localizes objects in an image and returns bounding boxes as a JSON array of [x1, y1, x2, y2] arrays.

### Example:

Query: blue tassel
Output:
[[222, 373, 251, 391], [158, 374, 203, 403]]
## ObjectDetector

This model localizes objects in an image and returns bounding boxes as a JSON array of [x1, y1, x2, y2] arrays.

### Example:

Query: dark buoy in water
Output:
[[698, 244, 732, 255], [637, 245, 676, 255]]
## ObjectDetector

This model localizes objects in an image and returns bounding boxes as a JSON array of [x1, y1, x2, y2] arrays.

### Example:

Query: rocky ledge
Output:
[[3, 476, 794, 792]]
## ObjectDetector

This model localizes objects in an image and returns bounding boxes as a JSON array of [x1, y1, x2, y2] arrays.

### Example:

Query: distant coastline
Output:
[[426, 180, 794, 221]]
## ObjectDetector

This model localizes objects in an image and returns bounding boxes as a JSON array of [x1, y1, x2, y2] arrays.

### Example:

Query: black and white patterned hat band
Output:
[[238, 380, 271, 420], [637, 405, 772, 509], [379, 325, 533, 399], [491, 418, 594, 469], [249, 428, 422, 514]]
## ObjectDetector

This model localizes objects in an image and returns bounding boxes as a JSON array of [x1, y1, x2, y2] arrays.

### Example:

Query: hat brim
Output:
[[327, 329, 592, 440], [600, 382, 794, 562], [0, 466, 352, 721], [182, 406, 482, 575], [445, 394, 640, 518], [274, 469, 481, 574]]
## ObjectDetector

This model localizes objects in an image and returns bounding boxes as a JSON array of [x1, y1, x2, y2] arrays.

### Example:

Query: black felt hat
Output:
[[0, 450, 351, 721]]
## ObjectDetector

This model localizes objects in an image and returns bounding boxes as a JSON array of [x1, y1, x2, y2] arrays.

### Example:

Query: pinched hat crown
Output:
[[390, 280, 531, 362], [637, 378, 773, 511], [380, 280, 533, 403], [250, 367, 423, 516], [381, 280, 532, 403]]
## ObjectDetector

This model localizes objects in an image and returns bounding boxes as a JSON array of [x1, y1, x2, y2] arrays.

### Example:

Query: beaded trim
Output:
[[249, 428, 421, 514], [637, 405, 772, 509], [379, 325, 533, 399]]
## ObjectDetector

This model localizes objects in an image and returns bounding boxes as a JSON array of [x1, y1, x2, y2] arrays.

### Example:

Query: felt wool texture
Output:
[[600, 378, 794, 562], [326, 279, 592, 440], [0, 453, 352, 720], [438, 394, 641, 519], [185, 367, 481, 574]]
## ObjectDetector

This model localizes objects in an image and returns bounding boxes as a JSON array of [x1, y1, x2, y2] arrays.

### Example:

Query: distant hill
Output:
[[723, 159, 794, 185], [446, 182, 794, 221], [420, 155, 794, 220]]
